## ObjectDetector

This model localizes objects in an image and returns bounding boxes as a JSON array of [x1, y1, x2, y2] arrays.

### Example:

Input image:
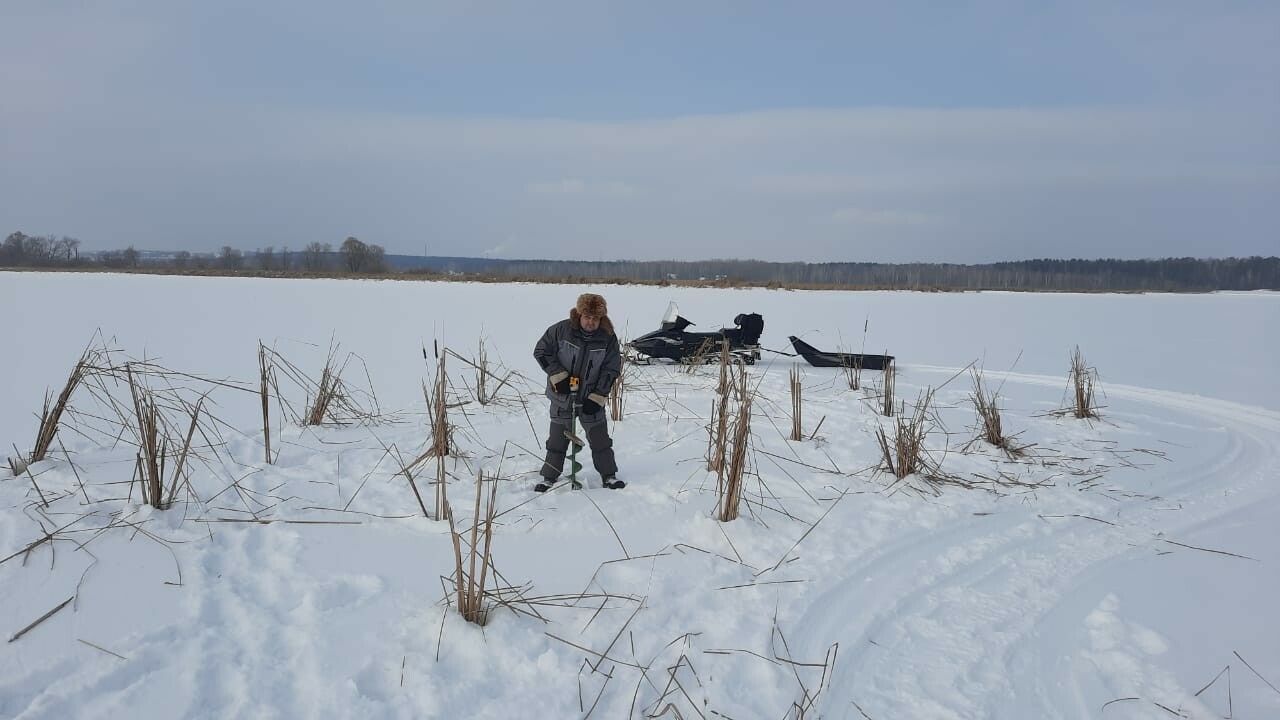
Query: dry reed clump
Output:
[[12, 345, 98, 474], [623, 618, 838, 719], [400, 346, 458, 520], [682, 337, 719, 372], [305, 365, 338, 425], [475, 339, 490, 405], [789, 367, 804, 441], [875, 388, 941, 483], [841, 354, 862, 391], [445, 471, 497, 625], [706, 395, 730, 473], [258, 341, 276, 464], [880, 358, 896, 417], [395, 451, 432, 520], [716, 361, 753, 522], [842, 317, 870, 391], [966, 368, 1029, 458], [392, 435, 450, 521], [124, 363, 204, 510], [434, 452, 449, 521], [1068, 346, 1101, 419], [608, 375, 624, 422], [440, 344, 516, 407], [609, 352, 626, 421], [427, 353, 452, 457], [706, 341, 733, 471], [27, 348, 239, 511], [259, 341, 381, 427], [770, 618, 839, 719], [717, 340, 731, 396]]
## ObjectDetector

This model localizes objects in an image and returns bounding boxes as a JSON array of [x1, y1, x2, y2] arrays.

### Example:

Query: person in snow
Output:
[[533, 292, 624, 491]]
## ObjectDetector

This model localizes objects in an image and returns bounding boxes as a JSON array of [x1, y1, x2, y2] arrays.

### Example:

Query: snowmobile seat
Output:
[[726, 313, 764, 347]]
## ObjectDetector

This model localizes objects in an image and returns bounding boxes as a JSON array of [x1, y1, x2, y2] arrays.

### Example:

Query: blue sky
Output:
[[2, 1, 1277, 262]]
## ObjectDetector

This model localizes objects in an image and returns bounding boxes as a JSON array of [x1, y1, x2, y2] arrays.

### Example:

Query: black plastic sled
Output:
[[628, 303, 764, 364], [788, 336, 894, 371]]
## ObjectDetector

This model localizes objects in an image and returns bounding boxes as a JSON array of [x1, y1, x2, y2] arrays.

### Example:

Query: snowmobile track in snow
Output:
[[794, 366, 1280, 719]]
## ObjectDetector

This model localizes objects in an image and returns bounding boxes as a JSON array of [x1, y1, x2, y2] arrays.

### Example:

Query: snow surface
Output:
[[1, 272, 1278, 719]]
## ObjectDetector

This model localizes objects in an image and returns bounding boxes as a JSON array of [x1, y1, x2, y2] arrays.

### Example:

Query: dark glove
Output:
[[582, 392, 607, 415], [549, 371, 571, 394]]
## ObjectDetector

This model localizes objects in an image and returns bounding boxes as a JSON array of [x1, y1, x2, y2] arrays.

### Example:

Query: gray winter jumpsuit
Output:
[[533, 318, 621, 481]]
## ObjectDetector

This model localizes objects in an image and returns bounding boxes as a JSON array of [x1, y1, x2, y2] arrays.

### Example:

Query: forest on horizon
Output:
[[4, 231, 1278, 292]]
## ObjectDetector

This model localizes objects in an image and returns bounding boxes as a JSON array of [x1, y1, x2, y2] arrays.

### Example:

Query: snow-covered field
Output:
[[1, 272, 1277, 719]]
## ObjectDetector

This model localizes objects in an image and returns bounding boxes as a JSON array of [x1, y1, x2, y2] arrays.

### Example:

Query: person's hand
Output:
[[549, 371, 571, 394], [582, 393, 608, 414]]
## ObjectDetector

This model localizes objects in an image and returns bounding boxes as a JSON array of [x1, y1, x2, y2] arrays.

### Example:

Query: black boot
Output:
[[602, 475, 626, 490], [534, 478, 557, 493]]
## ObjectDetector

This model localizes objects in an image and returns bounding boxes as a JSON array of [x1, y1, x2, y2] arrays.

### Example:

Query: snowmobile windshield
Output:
[[661, 301, 680, 325]]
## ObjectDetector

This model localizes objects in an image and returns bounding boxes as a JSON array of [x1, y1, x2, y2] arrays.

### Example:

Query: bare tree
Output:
[[366, 243, 387, 273], [341, 236, 369, 273], [4, 233, 62, 266], [219, 246, 243, 270], [55, 236, 80, 261], [1, 231, 25, 264], [302, 242, 331, 272]]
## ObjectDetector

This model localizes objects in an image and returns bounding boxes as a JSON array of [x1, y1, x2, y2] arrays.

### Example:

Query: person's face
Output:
[[580, 313, 601, 332]]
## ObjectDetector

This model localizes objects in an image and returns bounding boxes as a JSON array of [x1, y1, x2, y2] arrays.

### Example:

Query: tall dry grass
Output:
[[258, 341, 273, 463], [717, 340, 731, 396], [789, 367, 804, 441], [610, 353, 626, 421], [258, 342, 378, 427], [21, 346, 97, 471], [841, 354, 862, 391], [716, 362, 753, 522], [876, 388, 938, 481], [707, 395, 731, 474], [124, 363, 203, 509], [305, 365, 338, 426], [706, 341, 735, 471], [682, 337, 719, 371], [1069, 346, 1099, 419], [880, 358, 896, 417], [843, 317, 870, 391], [435, 452, 449, 521], [446, 471, 497, 625], [428, 354, 451, 457], [475, 339, 490, 405], [968, 368, 1027, 457], [441, 344, 515, 407]]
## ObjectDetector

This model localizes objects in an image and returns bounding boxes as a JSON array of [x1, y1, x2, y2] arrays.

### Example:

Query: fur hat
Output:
[[576, 293, 607, 317], [569, 293, 614, 335]]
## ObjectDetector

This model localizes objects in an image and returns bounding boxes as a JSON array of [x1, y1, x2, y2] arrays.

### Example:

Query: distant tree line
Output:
[[2, 232, 387, 275], [404, 255, 1280, 292], [4, 230, 1277, 291], [1, 232, 82, 266]]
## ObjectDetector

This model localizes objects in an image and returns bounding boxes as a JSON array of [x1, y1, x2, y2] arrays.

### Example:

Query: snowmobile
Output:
[[627, 303, 764, 365]]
